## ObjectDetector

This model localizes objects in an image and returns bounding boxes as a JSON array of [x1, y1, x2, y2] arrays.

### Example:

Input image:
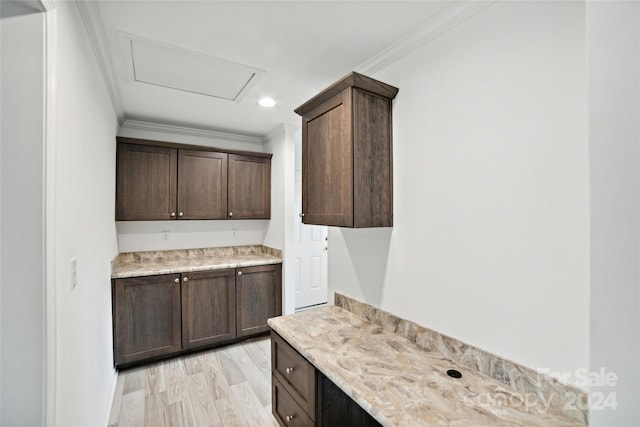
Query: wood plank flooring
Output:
[[108, 337, 279, 427]]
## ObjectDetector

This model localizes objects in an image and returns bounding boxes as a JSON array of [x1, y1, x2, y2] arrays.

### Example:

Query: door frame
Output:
[[41, 1, 58, 425]]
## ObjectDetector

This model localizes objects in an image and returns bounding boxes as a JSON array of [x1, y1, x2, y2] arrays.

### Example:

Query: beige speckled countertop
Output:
[[268, 306, 585, 427], [111, 245, 282, 278]]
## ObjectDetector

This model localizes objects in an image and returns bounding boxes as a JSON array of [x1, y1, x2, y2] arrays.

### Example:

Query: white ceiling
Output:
[[87, 1, 453, 137]]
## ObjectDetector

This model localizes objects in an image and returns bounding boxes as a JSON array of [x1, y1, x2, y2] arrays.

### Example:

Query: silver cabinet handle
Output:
[[178, 212, 184, 217], [170, 212, 176, 217], [237, 271, 242, 276], [174, 278, 179, 283], [285, 367, 294, 374], [229, 212, 234, 217], [183, 277, 188, 282], [299, 213, 304, 217], [286, 415, 295, 422]]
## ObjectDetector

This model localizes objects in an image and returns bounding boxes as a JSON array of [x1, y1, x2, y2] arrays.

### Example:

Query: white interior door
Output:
[[292, 135, 328, 310]]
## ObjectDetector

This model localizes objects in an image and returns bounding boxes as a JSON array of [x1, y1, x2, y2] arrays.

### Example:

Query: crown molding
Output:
[[120, 119, 264, 145], [263, 123, 299, 143], [39, 0, 55, 12], [75, 0, 125, 125], [355, 1, 496, 75]]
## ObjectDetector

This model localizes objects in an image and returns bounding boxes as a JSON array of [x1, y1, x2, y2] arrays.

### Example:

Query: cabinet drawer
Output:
[[272, 377, 314, 427], [271, 331, 316, 419]]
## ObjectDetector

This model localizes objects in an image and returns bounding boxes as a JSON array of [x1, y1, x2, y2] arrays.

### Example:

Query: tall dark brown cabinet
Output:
[[295, 72, 398, 228]]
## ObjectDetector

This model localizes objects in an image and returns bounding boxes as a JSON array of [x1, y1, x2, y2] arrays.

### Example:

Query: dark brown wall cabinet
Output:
[[116, 138, 271, 221], [295, 72, 398, 228], [271, 331, 381, 427], [113, 264, 281, 368]]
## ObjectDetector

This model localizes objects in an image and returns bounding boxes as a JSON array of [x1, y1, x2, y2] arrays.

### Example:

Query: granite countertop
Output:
[[111, 245, 282, 278], [268, 306, 585, 427]]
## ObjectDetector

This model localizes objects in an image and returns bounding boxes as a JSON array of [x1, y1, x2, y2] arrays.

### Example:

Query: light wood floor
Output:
[[108, 337, 279, 427]]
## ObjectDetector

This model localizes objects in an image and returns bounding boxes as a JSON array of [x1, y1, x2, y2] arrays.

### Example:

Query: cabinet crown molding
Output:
[[294, 72, 398, 117]]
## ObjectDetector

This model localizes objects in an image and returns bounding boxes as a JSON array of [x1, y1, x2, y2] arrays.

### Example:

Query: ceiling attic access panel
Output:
[[295, 72, 398, 228], [128, 37, 261, 101]]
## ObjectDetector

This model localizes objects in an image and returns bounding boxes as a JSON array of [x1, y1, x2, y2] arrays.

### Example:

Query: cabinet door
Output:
[[116, 143, 177, 220], [181, 269, 236, 349], [302, 89, 353, 227], [178, 150, 228, 220], [228, 154, 271, 219], [236, 264, 282, 337], [113, 274, 182, 365]]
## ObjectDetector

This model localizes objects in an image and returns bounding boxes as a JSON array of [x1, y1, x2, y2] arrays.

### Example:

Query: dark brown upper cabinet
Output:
[[115, 137, 272, 221], [178, 150, 228, 220], [116, 144, 178, 220], [295, 72, 398, 228], [228, 154, 271, 219]]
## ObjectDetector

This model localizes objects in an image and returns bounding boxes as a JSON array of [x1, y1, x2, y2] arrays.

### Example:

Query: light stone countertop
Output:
[[268, 306, 586, 427], [111, 245, 282, 278]]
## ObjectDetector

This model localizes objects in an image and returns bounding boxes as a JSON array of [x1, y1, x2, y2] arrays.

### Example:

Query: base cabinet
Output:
[[237, 265, 282, 338], [181, 269, 236, 349], [113, 274, 182, 365], [271, 331, 381, 427], [112, 263, 281, 368]]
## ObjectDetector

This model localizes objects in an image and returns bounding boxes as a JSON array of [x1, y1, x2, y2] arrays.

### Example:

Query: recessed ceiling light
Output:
[[258, 97, 276, 108]]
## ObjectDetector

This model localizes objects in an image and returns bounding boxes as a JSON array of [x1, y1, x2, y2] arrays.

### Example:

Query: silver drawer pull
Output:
[[183, 277, 188, 282], [285, 367, 294, 374], [174, 278, 179, 283], [286, 415, 295, 422]]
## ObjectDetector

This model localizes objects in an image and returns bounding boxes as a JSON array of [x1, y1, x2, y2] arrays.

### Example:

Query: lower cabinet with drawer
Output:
[[112, 263, 281, 368], [270, 331, 381, 427]]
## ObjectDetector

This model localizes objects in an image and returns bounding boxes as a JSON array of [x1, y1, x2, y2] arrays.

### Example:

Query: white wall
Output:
[[263, 124, 297, 314], [329, 1, 590, 386], [53, 2, 119, 425], [116, 123, 272, 252], [587, 2, 640, 425], [0, 8, 45, 426], [116, 220, 268, 252]]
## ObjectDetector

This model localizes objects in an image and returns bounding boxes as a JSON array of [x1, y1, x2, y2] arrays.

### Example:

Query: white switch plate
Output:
[[161, 230, 170, 241], [70, 257, 78, 290]]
